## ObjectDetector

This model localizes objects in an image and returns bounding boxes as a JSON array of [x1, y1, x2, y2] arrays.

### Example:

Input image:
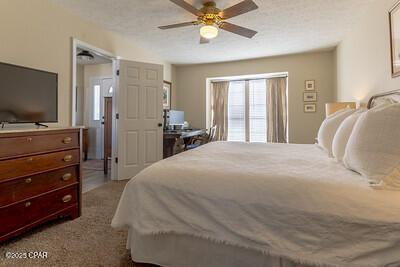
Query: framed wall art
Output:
[[163, 81, 172, 110], [305, 80, 315, 91], [303, 92, 317, 102], [304, 104, 316, 113], [390, 1, 400, 77]]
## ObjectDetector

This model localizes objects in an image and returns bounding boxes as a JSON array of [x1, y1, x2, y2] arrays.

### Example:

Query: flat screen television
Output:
[[0, 62, 58, 124]]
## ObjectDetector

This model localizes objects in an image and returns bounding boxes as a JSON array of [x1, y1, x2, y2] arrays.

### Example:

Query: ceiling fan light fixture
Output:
[[159, 0, 259, 42], [77, 50, 94, 61], [200, 25, 218, 39]]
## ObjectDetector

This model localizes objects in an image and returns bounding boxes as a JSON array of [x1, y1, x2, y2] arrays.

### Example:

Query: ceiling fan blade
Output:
[[169, 0, 203, 16], [220, 22, 257, 38], [200, 36, 210, 44], [159, 21, 198, 30], [219, 0, 258, 19]]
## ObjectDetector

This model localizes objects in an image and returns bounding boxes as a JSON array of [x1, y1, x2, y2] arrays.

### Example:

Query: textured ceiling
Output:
[[53, 0, 374, 65]]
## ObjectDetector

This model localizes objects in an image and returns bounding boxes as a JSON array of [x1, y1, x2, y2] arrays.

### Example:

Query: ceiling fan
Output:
[[158, 0, 259, 44]]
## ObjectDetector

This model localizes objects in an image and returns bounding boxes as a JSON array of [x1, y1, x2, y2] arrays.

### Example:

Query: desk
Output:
[[163, 129, 206, 159]]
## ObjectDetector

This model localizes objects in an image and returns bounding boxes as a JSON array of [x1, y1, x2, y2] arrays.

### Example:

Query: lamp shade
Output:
[[325, 102, 356, 117], [200, 25, 218, 39]]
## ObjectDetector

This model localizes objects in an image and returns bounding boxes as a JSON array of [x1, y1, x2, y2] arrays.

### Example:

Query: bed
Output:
[[112, 91, 400, 267]]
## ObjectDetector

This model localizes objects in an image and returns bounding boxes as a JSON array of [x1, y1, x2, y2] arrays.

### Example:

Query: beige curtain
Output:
[[267, 78, 288, 143], [211, 81, 230, 141]]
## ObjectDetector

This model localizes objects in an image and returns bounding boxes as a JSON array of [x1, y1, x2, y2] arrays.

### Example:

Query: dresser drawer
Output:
[[0, 132, 79, 159], [0, 185, 78, 237], [0, 149, 79, 182], [0, 166, 78, 207]]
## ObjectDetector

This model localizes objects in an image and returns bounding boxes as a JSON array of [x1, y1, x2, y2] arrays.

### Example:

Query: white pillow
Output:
[[343, 104, 400, 190], [332, 109, 365, 161], [317, 108, 355, 156]]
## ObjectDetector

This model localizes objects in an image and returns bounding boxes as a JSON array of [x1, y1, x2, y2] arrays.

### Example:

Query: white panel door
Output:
[[116, 60, 163, 180], [88, 77, 113, 160], [100, 78, 113, 158], [88, 78, 102, 160]]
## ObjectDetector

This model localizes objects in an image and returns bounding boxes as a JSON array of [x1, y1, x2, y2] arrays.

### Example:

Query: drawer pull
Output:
[[26, 137, 33, 142], [25, 178, 32, 184], [25, 201, 31, 207], [63, 137, 72, 144], [62, 173, 72, 181], [27, 157, 33, 162], [63, 155, 73, 162], [62, 195, 72, 203]]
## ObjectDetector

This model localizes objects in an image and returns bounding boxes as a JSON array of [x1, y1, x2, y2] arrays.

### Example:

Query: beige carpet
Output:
[[0, 181, 156, 267]]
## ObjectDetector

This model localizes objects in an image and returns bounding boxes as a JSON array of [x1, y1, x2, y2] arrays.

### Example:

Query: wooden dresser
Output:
[[0, 128, 82, 242]]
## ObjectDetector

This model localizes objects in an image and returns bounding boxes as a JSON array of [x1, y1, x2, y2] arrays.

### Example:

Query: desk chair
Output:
[[186, 126, 217, 150]]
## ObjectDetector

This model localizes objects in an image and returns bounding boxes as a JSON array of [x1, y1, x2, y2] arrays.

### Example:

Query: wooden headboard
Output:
[[367, 90, 400, 109]]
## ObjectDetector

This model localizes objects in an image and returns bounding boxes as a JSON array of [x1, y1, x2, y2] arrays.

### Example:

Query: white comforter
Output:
[[112, 142, 400, 267]]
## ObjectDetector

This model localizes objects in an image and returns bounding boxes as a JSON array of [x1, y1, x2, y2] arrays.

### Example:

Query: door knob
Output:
[[158, 123, 163, 127]]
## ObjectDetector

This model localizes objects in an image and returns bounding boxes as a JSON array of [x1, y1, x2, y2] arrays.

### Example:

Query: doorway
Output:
[[72, 39, 165, 188], [72, 39, 116, 192], [88, 77, 113, 160]]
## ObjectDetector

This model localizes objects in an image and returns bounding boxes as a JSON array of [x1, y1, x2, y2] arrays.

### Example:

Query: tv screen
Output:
[[0, 62, 58, 123]]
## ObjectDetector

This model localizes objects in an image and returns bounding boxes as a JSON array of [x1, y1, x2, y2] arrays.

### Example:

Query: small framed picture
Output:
[[163, 81, 171, 110], [305, 80, 315, 91], [304, 104, 316, 113], [390, 1, 400, 77], [303, 92, 317, 102]]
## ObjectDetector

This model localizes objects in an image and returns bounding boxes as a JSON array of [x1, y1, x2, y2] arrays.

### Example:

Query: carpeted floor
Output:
[[0, 181, 156, 267]]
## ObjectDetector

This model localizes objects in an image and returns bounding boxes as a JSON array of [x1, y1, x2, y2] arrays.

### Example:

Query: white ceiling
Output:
[[53, 0, 374, 65]]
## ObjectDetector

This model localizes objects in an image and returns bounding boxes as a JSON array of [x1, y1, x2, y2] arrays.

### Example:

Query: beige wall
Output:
[[336, 0, 400, 103], [0, 0, 172, 126], [174, 51, 335, 144]]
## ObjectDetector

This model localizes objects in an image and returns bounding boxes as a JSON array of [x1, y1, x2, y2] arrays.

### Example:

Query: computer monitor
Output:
[[169, 110, 185, 125]]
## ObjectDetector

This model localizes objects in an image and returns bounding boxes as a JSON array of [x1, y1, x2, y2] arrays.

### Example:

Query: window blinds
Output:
[[227, 81, 246, 142], [227, 79, 267, 143], [249, 80, 267, 143]]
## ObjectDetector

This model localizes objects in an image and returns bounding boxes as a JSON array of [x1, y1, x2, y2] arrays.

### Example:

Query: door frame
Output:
[[71, 38, 119, 180]]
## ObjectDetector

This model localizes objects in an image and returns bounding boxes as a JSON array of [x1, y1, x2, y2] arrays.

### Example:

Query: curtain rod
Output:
[[211, 76, 288, 83]]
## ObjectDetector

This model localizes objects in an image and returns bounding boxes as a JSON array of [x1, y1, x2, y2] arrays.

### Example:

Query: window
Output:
[[93, 85, 101, 121], [249, 80, 267, 143], [227, 79, 267, 143], [228, 81, 246, 141]]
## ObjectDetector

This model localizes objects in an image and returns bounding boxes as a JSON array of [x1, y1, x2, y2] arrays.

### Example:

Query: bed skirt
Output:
[[127, 228, 311, 267]]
